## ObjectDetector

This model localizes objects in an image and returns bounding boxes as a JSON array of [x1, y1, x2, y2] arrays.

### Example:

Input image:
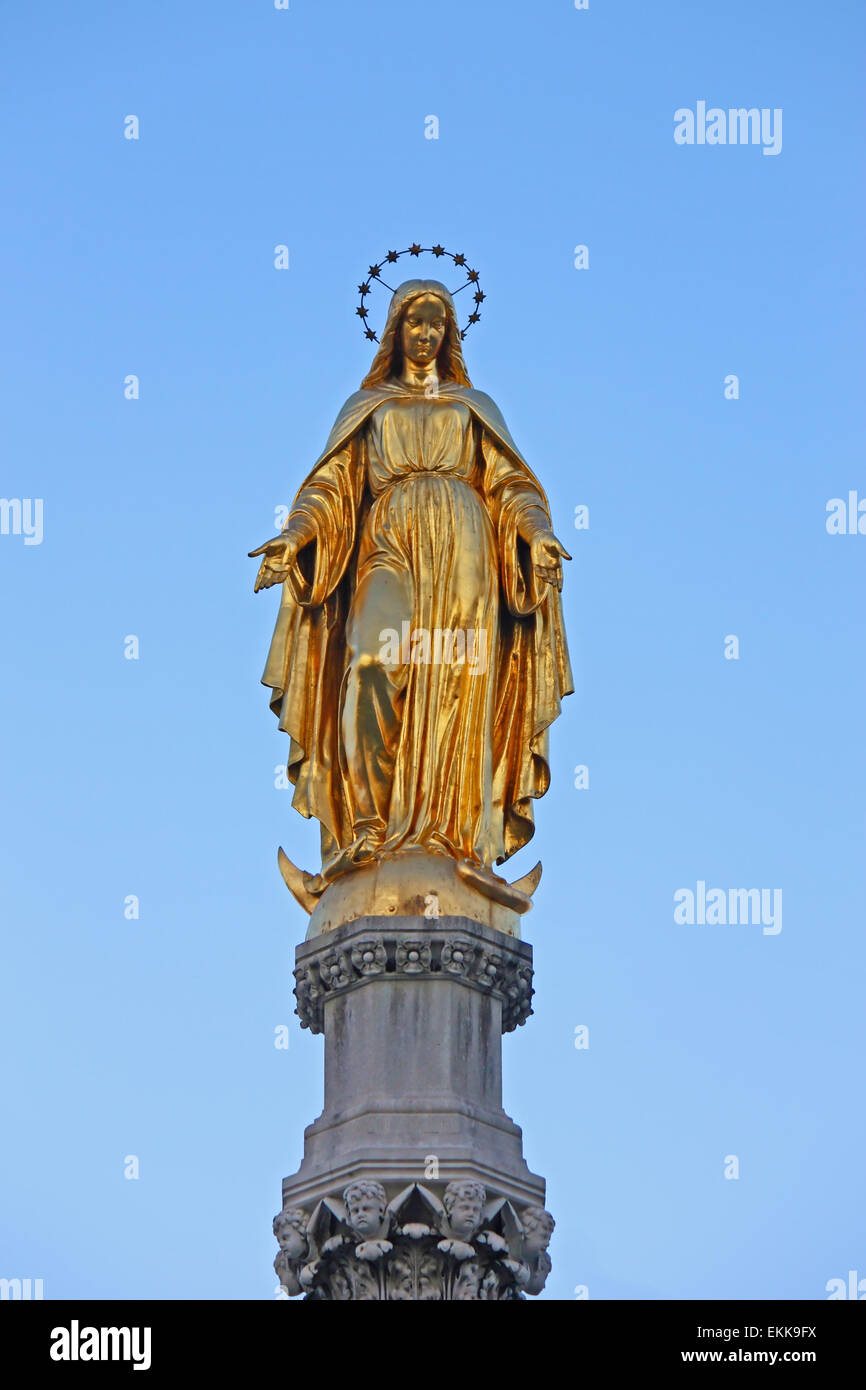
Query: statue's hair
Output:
[[443, 1179, 486, 1213], [273, 1206, 308, 1235], [343, 1179, 387, 1212], [521, 1204, 555, 1237], [360, 280, 472, 389]]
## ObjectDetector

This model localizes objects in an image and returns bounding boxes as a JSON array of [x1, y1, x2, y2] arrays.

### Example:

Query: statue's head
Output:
[[343, 1180, 387, 1236], [361, 280, 473, 389], [443, 1179, 486, 1238], [273, 1206, 309, 1259], [521, 1204, 555, 1257]]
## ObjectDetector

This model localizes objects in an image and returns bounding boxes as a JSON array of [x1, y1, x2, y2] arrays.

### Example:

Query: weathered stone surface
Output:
[[278, 915, 552, 1294], [282, 915, 545, 1216]]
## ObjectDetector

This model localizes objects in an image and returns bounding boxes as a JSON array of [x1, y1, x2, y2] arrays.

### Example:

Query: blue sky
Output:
[[1, 0, 863, 1300]]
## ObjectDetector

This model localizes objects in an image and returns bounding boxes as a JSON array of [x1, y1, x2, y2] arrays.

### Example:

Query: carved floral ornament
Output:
[[274, 1181, 554, 1301], [293, 928, 534, 1034]]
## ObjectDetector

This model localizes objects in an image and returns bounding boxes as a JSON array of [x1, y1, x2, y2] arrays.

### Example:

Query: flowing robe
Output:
[[261, 381, 573, 886]]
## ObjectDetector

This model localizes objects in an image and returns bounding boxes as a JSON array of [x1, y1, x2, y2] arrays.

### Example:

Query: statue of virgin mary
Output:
[[250, 278, 573, 928]]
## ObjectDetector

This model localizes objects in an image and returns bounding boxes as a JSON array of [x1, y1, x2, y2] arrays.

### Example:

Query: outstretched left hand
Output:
[[530, 529, 571, 591]]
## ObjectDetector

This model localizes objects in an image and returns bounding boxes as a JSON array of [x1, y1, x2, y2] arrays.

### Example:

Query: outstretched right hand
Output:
[[249, 525, 308, 592]]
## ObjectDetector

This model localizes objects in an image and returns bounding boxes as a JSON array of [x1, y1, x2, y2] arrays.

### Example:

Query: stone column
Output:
[[273, 913, 555, 1300]]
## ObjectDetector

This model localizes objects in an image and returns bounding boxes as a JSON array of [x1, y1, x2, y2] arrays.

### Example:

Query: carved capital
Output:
[[292, 917, 534, 1035], [273, 1181, 555, 1301]]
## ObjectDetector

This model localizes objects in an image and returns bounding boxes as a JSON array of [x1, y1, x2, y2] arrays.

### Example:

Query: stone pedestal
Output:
[[274, 915, 555, 1299]]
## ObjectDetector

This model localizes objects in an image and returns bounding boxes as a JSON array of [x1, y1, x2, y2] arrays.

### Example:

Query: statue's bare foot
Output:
[[277, 837, 379, 911], [317, 835, 380, 885]]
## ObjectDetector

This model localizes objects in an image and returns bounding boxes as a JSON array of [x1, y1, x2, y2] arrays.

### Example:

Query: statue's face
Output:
[[448, 1190, 484, 1237], [276, 1223, 306, 1258], [523, 1216, 553, 1258], [400, 294, 447, 368], [347, 1192, 383, 1235]]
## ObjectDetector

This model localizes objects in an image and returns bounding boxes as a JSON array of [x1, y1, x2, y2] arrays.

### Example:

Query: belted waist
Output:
[[374, 469, 473, 496]]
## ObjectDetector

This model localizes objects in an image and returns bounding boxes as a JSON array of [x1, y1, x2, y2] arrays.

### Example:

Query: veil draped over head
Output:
[[361, 280, 472, 389], [261, 280, 574, 878]]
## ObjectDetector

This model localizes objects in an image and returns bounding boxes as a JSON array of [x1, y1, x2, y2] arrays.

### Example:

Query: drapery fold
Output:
[[261, 382, 573, 870]]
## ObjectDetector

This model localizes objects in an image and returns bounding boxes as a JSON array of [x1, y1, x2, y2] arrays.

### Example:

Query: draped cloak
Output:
[[261, 381, 574, 872]]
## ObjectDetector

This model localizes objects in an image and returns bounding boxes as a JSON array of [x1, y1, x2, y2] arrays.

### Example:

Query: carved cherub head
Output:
[[521, 1205, 555, 1259], [273, 1206, 309, 1261], [443, 1180, 487, 1240], [343, 1180, 388, 1238]]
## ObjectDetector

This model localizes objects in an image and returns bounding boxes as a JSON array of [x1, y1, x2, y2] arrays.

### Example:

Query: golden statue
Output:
[[250, 265, 573, 937]]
